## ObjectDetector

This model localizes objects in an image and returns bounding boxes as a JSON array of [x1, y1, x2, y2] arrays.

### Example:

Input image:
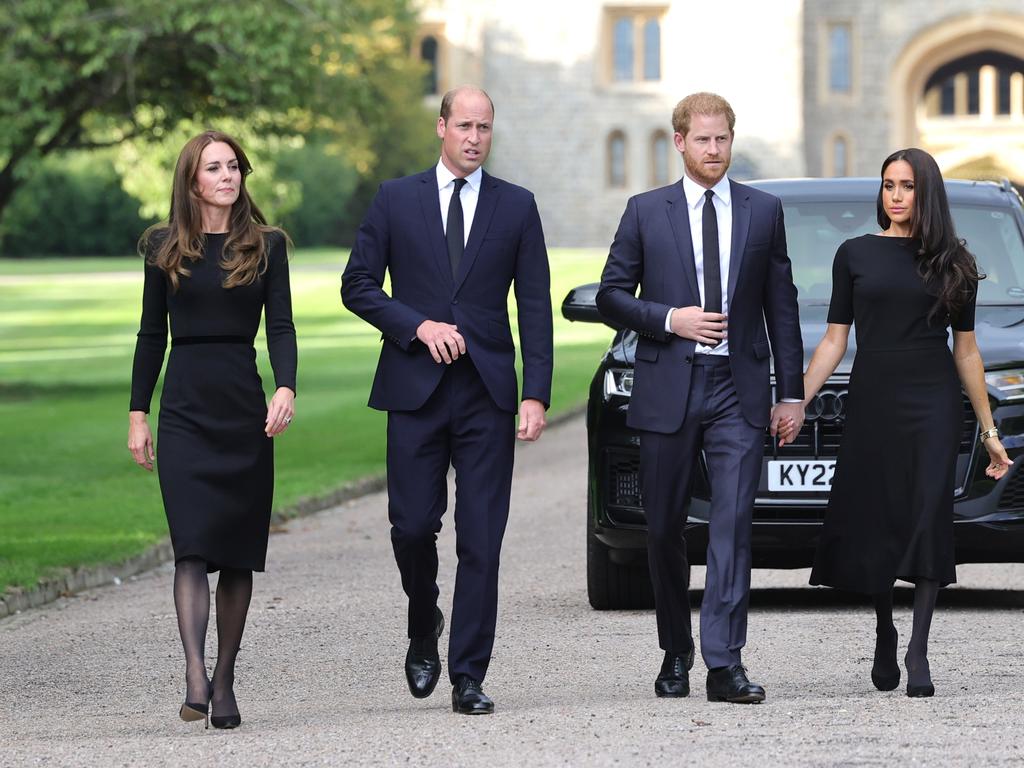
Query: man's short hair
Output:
[[672, 92, 736, 137], [439, 86, 495, 122]]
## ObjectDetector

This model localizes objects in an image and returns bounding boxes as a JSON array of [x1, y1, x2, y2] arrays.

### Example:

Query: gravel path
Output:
[[2, 416, 1022, 767]]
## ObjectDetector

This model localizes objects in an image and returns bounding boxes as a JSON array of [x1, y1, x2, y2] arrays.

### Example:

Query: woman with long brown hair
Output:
[[127, 130, 297, 728], [784, 148, 1011, 698]]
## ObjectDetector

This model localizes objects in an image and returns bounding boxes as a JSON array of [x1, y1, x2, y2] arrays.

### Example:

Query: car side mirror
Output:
[[560, 282, 624, 330]]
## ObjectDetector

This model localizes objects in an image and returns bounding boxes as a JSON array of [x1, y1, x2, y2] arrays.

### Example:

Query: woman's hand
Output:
[[266, 386, 295, 437], [128, 411, 155, 471], [983, 437, 1013, 480]]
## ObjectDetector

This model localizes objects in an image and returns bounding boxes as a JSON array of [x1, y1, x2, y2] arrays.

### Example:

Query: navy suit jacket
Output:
[[341, 168, 553, 414], [597, 178, 803, 433]]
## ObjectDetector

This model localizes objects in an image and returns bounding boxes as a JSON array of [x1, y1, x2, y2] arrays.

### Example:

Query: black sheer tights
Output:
[[173, 558, 253, 715], [871, 580, 939, 689]]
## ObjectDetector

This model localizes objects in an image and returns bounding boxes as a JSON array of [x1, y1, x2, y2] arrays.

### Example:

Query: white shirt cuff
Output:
[[665, 308, 674, 333]]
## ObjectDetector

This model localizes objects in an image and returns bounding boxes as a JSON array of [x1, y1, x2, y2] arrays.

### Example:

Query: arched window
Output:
[[643, 20, 661, 81], [613, 18, 634, 81], [831, 135, 849, 177], [651, 131, 670, 186], [828, 24, 852, 93], [420, 36, 439, 95], [608, 131, 627, 188]]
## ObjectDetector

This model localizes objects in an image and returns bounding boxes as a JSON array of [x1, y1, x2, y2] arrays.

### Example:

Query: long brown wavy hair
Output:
[[876, 147, 983, 323], [138, 130, 286, 291]]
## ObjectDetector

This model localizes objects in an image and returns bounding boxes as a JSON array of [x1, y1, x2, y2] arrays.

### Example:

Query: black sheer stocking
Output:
[[173, 557, 211, 706], [870, 587, 899, 690], [906, 578, 939, 689], [211, 568, 253, 718]]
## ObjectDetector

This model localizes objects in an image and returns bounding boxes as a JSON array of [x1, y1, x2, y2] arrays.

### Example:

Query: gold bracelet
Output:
[[979, 427, 1000, 442]]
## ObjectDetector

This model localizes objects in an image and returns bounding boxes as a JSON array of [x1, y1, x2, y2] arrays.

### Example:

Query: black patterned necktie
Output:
[[702, 188, 722, 315], [446, 178, 468, 276]]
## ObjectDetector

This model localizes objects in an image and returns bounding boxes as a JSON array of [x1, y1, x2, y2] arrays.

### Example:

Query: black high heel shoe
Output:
[[904, 652, 935, 698], [210, 684, 242, 729], [179, 681, 212, 727], [870, 627, 900, 691], [210, 711, 241, 730]]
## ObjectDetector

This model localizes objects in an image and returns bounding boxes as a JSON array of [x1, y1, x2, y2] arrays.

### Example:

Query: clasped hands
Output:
[[670, 307, 803, 446]]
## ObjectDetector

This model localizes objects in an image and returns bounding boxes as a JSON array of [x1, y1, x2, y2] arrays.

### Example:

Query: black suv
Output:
[[563, 178, 1024, 609]]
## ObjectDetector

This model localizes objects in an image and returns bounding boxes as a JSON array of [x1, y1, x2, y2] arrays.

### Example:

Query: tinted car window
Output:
[[782, 200, 1024, 305]]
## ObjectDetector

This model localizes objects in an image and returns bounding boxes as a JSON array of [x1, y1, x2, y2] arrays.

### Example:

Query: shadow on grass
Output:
[[0, 380, 127, 402]]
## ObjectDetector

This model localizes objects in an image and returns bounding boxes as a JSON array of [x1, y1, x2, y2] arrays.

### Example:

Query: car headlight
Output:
[[604, 368, 634, 398], [985, 369, 1024, 402]]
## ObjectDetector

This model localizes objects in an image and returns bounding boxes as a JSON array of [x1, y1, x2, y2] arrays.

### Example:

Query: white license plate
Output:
[[767, 460, 836, 492]]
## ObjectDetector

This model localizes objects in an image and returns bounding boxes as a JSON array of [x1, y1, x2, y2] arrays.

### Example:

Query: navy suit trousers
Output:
[[640, 355, 764, 669], [386, 356, 515, 683]]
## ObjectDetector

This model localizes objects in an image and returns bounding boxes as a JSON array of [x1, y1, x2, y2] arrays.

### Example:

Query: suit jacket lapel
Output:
[[453, 171, 499, 294], [728, 180, 751, 306], [665, 182, 701, 304], [417, 169, 454, 287]]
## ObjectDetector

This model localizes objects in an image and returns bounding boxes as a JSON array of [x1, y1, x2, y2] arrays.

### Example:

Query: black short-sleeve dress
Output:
[[809, 234, 976, 593], [129, 232, 297, 572]]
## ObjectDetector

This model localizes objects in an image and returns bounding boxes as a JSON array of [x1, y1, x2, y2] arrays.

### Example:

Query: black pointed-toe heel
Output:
[[179, 681, 211, 728], [210, 712, 242, 729], [210, 683, 242, 729], [904, 653, 935, 698], [870, 628, 900, 691]]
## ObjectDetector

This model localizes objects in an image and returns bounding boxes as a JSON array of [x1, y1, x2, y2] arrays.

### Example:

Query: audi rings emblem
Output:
[[805, 389, 848, 422]]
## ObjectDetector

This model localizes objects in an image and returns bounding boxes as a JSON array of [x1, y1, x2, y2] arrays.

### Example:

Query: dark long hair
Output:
[[138, 130, 288, 291], [876, 147, 982, 324]]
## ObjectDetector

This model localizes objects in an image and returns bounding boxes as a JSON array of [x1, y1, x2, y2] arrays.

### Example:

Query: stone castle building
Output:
[[413, 0, 1024, 246]]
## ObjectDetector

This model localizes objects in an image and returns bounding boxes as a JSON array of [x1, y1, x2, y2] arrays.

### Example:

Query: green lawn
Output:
[[0, 249, 611, 590]]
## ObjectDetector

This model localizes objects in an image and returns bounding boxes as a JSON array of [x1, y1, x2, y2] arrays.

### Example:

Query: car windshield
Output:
[[783, 200, 1024, 305]]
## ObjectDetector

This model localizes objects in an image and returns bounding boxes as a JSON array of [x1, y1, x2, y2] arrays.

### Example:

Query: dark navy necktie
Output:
[[702, 189, 722, 315], [702, 189, 722, 348], [447, 178, 468, 276]]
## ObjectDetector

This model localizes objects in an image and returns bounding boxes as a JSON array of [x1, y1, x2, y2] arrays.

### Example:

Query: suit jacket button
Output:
[[451, 299, 459, 305], [685, 356, 693, 363]]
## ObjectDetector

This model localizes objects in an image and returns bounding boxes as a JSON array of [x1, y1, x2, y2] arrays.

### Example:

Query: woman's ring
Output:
[[284, 416, 292, 424]]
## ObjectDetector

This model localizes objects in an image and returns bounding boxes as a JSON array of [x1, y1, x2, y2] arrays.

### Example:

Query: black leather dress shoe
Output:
[[654, 650, 693, 698], [405, 607, 444, 699], [706, 665, 765, 704], [452, 675, 494, 715]]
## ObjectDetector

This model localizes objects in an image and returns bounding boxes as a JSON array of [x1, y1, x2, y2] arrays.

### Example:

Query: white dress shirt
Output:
[[665, 173, 732, 356], [436, 160, 483, 245]]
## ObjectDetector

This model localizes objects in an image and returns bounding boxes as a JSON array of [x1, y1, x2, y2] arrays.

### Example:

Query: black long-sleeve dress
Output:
[[809, 234, 975, 593], [130, 231, 297, 572]]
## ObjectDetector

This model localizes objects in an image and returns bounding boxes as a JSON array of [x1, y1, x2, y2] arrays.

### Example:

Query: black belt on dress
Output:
[[171, 335, 254, 347]]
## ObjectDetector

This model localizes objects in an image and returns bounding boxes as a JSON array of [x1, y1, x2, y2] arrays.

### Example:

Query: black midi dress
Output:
[[130, 232, 297, 572], [809, 234, 975, 593]]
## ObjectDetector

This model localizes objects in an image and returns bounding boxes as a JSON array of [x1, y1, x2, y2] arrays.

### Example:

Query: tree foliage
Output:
[[0, 0, 433, 227]]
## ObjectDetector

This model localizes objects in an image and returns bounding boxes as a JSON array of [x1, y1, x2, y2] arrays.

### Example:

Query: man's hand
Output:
[[416, 320, 466, 364], [669, 306, 727, 345], [770, 401, 806, 447], [517, 398, 547, 442]]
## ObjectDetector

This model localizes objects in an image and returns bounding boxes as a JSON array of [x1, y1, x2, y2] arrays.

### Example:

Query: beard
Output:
[[684, 152, 730, 187]]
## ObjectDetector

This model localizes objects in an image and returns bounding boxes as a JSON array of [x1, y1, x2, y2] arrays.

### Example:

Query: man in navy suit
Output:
[[597, 92, 804, 704], [341, 86, 553, 715]]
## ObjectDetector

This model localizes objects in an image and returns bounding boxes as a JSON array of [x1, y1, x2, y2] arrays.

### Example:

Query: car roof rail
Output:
[[1001, 178, 1024, 206]]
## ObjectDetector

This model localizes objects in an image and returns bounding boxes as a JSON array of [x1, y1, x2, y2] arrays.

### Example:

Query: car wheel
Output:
[[586, 491, 656, 610]]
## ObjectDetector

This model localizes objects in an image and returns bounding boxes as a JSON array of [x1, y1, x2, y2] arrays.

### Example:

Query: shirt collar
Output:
[[436, 160, 483, 192], [682, 172, 731, 210]]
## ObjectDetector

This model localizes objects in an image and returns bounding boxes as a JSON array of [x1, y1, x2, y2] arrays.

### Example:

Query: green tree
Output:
[[0, 0, 429, 226]]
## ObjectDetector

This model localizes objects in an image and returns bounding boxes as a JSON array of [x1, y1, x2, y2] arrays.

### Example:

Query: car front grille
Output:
[[606, 449, 642, 509], [997, 467, 1024, 511], [764, 383, 977, 458]]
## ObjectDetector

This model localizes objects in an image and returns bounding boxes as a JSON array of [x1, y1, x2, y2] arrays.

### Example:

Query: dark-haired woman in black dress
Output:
[[785, 148, 1010, 698], [127, 131, 296, 728]]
